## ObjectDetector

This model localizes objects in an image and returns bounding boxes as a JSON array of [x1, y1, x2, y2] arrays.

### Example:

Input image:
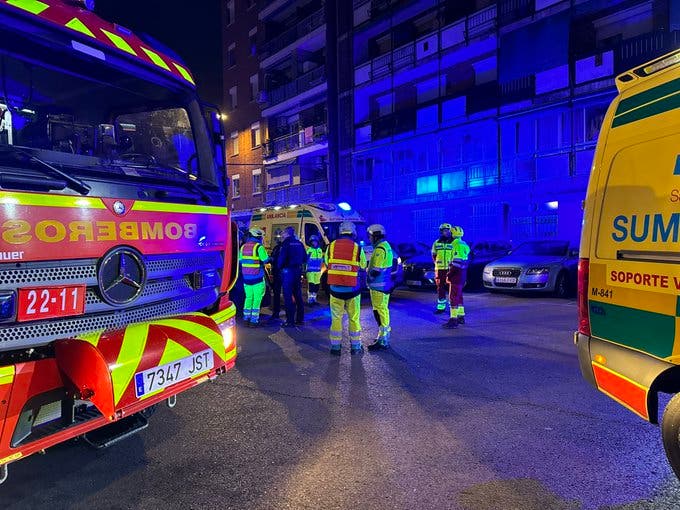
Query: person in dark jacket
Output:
[[277, 226, 306, 327], [268, 235, 284, 323]]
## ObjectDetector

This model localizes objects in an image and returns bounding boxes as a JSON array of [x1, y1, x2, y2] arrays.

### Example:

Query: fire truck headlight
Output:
[[0, 292, 15, 321], [218, 317, 236, 351]]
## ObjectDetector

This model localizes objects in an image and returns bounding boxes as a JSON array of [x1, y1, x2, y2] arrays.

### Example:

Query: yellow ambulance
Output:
[[246, 202, 366, 251], [576, 48, 680, 477]]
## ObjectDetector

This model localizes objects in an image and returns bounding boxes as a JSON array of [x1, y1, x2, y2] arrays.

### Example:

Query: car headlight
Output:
[[483, 267, 493, 275], [526, 267, 550, 275]]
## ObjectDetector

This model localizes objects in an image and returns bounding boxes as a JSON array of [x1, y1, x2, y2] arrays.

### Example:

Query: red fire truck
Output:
[[0, 0, 239, 483]]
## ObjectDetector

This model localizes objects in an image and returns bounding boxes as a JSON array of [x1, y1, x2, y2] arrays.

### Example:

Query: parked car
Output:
[[401, 240, 511, 290], [482, 240, 578, 297]]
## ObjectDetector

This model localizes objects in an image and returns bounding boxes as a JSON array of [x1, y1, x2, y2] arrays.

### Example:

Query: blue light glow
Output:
[[338, 202, 352, 211]]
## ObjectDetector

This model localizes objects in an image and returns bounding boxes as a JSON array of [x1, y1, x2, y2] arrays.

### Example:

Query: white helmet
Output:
[[367, 224, 386, 236], [249, 227, 264, 238], [339, 221, 357, 236]]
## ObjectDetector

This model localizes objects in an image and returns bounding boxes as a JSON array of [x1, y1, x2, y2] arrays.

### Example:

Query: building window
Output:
[[249, 74, 259, 102], [232, 174, 240, 198], [251, 122, 261, 148], [227, 43, 236, 68], [226, 0, 235, 25], [249, 27, 257, 56], [252, 168, 262, 194], [229, 86, 237, 110], [416, 175, 439, 195], [231, 131, 239, 156]]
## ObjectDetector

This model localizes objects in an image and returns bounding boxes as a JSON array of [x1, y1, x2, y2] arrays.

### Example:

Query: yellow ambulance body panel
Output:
[[577, 48, 680, 479]]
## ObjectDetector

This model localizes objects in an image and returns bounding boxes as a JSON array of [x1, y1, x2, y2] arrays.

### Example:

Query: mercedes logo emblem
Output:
[[97, 247, 146, 306], [112, 201, 126, 215]]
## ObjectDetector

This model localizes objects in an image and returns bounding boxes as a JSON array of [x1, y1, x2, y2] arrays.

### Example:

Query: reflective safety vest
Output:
[[240, 240, 265, 281], [368, 240, 394, 292], [327, 238, 361, 287], [306, 246, 323, 273], [450, 238, 470, 269], [432, 238, 454, 270]]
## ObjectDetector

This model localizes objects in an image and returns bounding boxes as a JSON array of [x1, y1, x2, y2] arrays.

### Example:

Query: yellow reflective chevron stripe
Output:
[[141, 47, 171, 71], [225, 347, 237, 362], [172, 63, 195, 85], [212, 307, 235, 325], [0, 366, 15, 385], [152, 318, 226, 361], [0, 192, 106, 209], [65, 17, 95, 38], [158, 338, 193, 366], [130, 201, 227, 215], [6, 0, 48, 15], [100, 29, 137, 56], [112, 323, 149, 404]]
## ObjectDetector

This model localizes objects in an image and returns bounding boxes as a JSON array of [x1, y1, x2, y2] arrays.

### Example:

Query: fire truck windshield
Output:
[[0, 50, 219, 200]]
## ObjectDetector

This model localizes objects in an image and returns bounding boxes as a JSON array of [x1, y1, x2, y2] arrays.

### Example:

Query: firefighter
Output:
[[324, 221, 367, 355], [305, 235, 323, 305], [432, 223, 454, 314], [239, 227, 270, 327], [366, 224, 394, 351], [443, 225, 471, 329]]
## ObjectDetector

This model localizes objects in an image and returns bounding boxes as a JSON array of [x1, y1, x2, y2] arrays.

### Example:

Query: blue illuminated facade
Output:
[[336, 0, 680, 245]]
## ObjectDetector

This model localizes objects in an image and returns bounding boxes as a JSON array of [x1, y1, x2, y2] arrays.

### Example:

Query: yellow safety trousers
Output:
[[370, 290, 390, 329], [329, 294, 361, 346], [244, 280, 266, 322], [306, 271, 322, 285]]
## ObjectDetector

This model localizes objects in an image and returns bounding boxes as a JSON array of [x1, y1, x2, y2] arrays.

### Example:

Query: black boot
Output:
[[443, 318, 458, 329]]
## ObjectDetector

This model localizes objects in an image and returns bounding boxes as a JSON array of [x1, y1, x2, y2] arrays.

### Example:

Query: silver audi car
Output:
[[482, 240, 578, 298]]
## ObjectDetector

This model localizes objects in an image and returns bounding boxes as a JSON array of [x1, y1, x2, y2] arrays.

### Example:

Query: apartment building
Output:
[[257, 0, 340, 206], [222, 0, 264, 210], [342, 0, 679, 244]]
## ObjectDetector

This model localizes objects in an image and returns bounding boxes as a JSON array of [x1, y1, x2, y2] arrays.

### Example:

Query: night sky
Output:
[[95, 0, 223, 105]]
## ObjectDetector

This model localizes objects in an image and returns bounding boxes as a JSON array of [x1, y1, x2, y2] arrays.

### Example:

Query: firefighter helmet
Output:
[[439, 222, 452, 231], [367, 224, 386, 236], [339, 221, 357, 235], [249, 227, 264, 238], [451, 225, 464, 238]]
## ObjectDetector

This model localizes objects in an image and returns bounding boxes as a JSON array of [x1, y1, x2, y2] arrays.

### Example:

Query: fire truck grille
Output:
[[0, 251, 224, 351], [0, 263, 96, 285]]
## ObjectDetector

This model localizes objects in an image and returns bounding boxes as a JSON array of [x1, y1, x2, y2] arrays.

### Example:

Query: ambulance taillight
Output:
[[577, 258, 590, 336]]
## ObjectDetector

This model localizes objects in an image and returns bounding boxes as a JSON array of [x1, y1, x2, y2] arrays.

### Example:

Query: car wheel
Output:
[[554, 271, 569, 298], [662, 393, 680, 479]]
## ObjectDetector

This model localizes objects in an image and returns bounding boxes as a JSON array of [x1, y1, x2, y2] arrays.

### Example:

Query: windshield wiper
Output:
[[0, 145, 91, 195], [111, 156, 212, 204]]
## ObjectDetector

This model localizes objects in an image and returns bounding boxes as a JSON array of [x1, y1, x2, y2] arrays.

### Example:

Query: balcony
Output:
[[498, 0, 533, 25], [355, 5, 497, 87], [264, 65, 326, 107], [263, 124, 328, 159], [616, 30, 680, 75], [264, 180, 329, 205], [499, 75, 534, 103], [261, 8, 325, 58]]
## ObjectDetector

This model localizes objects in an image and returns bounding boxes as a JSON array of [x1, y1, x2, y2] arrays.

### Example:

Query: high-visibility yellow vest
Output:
[[432, 239, 454, 269]]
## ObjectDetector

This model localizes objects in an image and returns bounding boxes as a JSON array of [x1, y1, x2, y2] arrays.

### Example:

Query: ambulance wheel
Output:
[[661, 392, 680, 478], [554, 271, 569, 298]]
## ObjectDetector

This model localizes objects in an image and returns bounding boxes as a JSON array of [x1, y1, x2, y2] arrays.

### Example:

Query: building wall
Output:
[[223, 0, 264, 211], [343, 0, 675, 246]]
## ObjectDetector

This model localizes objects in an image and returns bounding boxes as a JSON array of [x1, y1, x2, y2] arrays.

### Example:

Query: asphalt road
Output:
[[3, 289, 680, 510]]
